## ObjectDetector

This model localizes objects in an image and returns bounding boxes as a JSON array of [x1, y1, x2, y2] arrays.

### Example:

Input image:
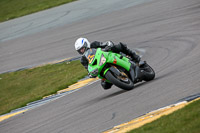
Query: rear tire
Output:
[[141, 63, 155, 81], [105, 70, 134, 90]]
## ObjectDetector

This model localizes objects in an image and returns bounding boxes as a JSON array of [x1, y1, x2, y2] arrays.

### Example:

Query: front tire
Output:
[[105, 70, 134, 90]]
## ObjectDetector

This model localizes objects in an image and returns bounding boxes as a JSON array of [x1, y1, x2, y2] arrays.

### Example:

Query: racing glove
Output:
[[88, 73, 96, 78]]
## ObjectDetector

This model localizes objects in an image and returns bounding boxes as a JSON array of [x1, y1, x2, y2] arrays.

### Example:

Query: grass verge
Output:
[[0, 60, 87, 115], [0, 0, 76, 22], [128, 99, 200, 133]]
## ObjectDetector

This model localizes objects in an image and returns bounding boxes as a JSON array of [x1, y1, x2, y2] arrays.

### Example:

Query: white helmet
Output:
[[75, 37, 90, 55]]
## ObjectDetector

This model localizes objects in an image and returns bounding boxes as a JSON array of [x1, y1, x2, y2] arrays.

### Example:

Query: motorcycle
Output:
[[85, 48, 155, 90]]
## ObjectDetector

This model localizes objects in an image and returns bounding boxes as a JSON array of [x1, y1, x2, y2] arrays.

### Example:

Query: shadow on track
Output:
[[82, 80, 153, 107]]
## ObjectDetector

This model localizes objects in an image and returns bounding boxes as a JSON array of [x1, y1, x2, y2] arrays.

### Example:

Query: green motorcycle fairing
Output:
[[86, 48, 131, 81]]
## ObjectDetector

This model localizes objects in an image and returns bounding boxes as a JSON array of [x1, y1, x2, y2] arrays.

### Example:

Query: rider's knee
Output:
[[101, 80, 113, 90]]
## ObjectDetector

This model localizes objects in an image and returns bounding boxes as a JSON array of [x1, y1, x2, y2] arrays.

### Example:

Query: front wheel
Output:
[[105, 70, 134, 90]]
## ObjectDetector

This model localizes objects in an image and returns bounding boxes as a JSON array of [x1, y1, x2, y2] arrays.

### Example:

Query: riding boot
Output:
[[132, 63, 143, 83], [101, 80, 113, 90], [135, 65, 143, 82]]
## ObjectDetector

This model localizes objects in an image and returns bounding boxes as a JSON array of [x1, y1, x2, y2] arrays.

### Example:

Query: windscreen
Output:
[[85, 48, 96, 64]]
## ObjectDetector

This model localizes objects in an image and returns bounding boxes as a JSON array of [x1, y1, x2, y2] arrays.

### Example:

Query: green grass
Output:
[[128, 99, 200, 133], [0, 60, 87, 115], [0, 0, 76, 22]]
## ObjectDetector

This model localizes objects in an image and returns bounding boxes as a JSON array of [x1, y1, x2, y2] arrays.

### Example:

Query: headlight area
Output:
[[99, 54, 106, 66]]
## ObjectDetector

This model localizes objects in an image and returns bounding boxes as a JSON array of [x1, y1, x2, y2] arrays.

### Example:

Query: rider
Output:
[[74, 37, 141, 90]]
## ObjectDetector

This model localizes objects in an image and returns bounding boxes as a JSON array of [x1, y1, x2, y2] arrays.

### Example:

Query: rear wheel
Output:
[[105, 68, 134, 90], [140, 62, 155, 81]]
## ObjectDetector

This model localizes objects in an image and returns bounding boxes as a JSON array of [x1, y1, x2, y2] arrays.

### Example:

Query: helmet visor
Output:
[[77, 42, 87, 55], [78, 47, 85, 55]]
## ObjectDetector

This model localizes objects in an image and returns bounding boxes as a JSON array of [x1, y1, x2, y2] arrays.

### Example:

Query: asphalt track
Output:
[[1, 0, 200, 133]]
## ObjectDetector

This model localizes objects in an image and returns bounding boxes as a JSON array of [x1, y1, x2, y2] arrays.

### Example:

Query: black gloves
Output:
[[88, 73, 96, 78]]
